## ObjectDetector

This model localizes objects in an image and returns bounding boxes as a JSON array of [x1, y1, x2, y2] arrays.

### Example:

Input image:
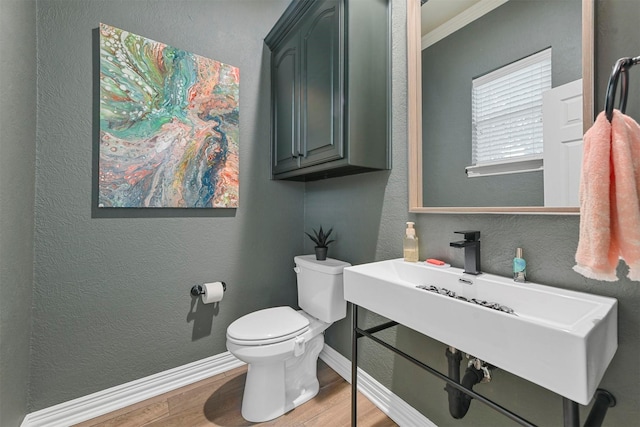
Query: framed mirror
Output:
[[407, 0, 594, 214]]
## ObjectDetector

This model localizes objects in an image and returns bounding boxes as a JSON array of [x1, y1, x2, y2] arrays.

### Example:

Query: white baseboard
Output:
[[319, 345, 436, 427], [21, 352, 245, 427], [21, 345, 434, 427]]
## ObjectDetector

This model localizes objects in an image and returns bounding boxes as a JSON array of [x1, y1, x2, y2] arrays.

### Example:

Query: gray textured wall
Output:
[[4, 0, 640, 423], [595, 0, 640, 118], [30, 0, 297, 411], [0, 0, 36, 424], [313, 0, 640, 426], [422, 0, 582, 207]]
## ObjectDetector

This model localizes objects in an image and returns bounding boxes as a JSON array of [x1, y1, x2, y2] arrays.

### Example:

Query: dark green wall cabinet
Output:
[[265, 0, 391, 181]]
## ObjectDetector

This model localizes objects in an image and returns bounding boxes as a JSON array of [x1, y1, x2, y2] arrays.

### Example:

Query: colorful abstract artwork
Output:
[[98, 23, 239, 208]]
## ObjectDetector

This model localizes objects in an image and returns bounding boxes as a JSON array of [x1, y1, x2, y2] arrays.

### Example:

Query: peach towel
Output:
[[574, 110, 640, 281]]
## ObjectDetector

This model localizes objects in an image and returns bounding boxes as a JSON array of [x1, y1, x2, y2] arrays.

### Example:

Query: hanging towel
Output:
[[574, 110, 640, 281], [574, 112, 617, 281], [612, 111, 640, 281]]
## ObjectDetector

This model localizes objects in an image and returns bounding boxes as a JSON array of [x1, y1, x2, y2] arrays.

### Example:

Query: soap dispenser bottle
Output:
[[404, 222, 419, 262], [513, 248, 526, 282]]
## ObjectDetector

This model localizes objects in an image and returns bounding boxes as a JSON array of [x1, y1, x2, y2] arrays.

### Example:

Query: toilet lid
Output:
[[227, 306, 310, 345]]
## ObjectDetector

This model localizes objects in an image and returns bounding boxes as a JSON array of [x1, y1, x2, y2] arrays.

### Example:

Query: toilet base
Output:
[[241, 334, 325, 422]]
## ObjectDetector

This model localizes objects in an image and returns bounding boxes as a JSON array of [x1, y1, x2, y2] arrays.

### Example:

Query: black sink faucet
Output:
[[450, 231, 481, 275]]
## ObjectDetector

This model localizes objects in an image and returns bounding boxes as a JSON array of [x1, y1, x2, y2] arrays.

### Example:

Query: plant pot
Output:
[[315, 246, 328, 261]]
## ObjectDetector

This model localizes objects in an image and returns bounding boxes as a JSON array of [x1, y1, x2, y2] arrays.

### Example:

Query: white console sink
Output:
[[343, 259, 617, 405]]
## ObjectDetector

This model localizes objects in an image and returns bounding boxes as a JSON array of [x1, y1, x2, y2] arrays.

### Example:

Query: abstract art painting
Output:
[[98, 23, 239, 208]]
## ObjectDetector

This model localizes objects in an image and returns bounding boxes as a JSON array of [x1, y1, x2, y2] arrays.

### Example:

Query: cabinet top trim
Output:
[[265, 0, 323, 49]]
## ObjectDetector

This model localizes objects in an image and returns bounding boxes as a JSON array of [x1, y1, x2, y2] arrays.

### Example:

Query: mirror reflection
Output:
[[418, 0, 585, 211]]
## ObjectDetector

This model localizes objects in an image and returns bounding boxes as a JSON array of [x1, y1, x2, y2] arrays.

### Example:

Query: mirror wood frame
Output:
[[407, 0, 594, 214]]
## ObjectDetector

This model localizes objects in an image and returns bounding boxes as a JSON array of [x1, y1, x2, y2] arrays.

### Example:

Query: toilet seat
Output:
[[227, 306, 310, 346]]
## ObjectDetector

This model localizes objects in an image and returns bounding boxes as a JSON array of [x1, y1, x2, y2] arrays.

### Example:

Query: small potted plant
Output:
[[305, 226, 335, 261]]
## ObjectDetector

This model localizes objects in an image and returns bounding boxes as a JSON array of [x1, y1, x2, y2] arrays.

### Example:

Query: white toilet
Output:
[[226, 255, 350, 422]]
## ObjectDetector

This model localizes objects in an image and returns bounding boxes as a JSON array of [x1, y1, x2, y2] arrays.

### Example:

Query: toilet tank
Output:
[[294, 255, 351, 323]]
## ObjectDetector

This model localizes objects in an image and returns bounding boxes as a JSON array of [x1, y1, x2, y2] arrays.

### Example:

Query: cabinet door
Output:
[[272, 33, 300, 174], [299, 0, 343, 168]]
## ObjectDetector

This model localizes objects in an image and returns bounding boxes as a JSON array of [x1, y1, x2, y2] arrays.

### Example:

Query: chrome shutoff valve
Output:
[[469, 357, 492, 383]]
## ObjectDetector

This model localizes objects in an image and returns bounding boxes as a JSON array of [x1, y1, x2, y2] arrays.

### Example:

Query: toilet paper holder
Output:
[[190, 282, 227, 297]]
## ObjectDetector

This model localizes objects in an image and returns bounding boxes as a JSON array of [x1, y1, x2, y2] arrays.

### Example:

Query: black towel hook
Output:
[[604, 56, 640, 122]]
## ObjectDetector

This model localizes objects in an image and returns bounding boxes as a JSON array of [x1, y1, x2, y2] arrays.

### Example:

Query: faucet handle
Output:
[[454, 230, 480, 241]]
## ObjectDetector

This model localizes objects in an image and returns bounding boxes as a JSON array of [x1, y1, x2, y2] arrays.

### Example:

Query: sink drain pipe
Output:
[[584, 389, 616, 427], [563, 389, 617, 427], [445, 347, 488, 419], [446, 346, 616, 426]]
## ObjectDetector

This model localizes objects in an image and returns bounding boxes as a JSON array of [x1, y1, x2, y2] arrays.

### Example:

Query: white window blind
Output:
[[470, 49, 551, 176]]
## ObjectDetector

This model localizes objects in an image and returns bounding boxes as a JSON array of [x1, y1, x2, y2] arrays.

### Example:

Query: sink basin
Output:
[[343, 259, 617, 405]]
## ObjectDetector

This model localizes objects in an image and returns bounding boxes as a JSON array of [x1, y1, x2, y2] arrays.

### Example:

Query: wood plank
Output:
[[75, 401, 170, 427], [75, 360, 397, 427]]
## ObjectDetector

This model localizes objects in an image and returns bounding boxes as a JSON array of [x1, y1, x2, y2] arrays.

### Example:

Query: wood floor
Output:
[[74, 360, 398, 427]]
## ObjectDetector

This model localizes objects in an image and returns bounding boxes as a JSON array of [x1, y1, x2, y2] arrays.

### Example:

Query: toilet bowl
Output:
[[226, 307, 328, 422], [226, 255, 350, 422]]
